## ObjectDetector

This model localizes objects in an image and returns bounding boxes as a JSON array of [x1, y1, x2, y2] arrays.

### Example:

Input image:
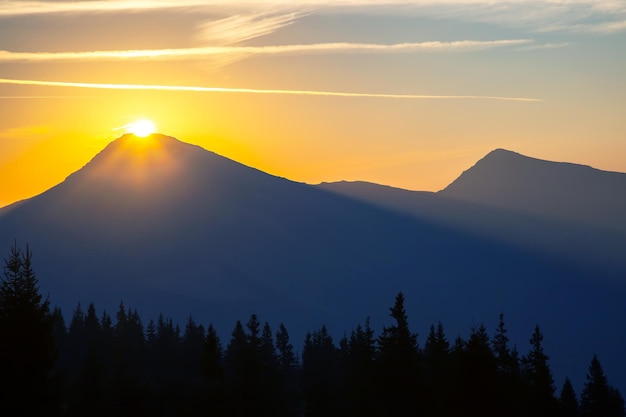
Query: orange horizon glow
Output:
[[1, 2, 625, 209]]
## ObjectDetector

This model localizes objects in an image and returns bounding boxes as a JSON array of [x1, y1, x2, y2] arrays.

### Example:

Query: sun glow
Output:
[[126, 119, 156, 137]]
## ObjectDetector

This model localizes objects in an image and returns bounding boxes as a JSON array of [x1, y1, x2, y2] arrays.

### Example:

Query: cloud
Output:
[[0, 77, 542, 102], [0, 0, 200, 16], [1, 1, 624, 36], [1, 1, 624, 16], [0, 96, 99, 99], [193, 11, 309, 69], [581, 19, 626, 33], [519, 42, 570, 51], [196, 11, 305, 45], [0, 39, 532, 62], [404, 1, 626, 34]]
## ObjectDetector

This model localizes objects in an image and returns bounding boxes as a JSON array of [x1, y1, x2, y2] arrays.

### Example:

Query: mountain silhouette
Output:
[[1, 134, 625, 392], [441, 148, 626, 231]]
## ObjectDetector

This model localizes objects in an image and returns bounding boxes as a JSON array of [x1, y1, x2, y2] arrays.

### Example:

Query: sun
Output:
[[127, 119, 156, 137]]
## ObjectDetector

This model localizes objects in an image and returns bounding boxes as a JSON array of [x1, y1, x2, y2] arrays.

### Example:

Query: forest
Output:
[[0, 243, 624, 417]]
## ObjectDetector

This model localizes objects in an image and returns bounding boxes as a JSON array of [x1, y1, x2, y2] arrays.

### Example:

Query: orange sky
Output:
[[1, 1, 625, 208]]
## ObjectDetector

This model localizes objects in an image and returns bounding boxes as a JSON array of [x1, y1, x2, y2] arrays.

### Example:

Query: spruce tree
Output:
[[580, 355, 625, 417], [0, 243, 60, 416], [522, 325, 557, 417], [492, 313, 514, 374], [378, 292, 421, 417], [203, 324, 224, 415], [559, 377, 579, 417], [224, 320, 250, 416], [423, 321, 450, 417], [276, 323, 297, 373], [204, 324, 224, 385], [460, 324, 497, 417], [275, 323, 299, 417], [67, 302, 106, 417], [491, 314, 521, 416], [302, 326, 340, 417], [346, 318, 378, 417], [182, 315, 205, 387]]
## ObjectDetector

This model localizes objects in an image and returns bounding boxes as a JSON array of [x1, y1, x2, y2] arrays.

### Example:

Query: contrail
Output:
[[0, 96, 99, 99], [0, 40, 532, 62], [0, 78, 541, 102]]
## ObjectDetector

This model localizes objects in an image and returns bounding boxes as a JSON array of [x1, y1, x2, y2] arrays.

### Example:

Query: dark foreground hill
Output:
[[1, 134, 625, 392]]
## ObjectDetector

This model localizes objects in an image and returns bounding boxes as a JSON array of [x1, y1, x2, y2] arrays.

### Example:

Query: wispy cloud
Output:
[[192, 11, 308, 69], [0, 1, 624, 15], [406, 1, 626, 34], [0, 39, 532, 62], [1, 1, 624, 36], [519, 42, 570, 51], [196, 11, 305, 45], [0, 0, 202, 16], [0, 78, 542, 102], [0, 96, 99, 99]]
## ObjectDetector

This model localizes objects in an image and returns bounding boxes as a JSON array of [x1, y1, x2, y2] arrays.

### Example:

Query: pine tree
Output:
[[580, 355, 625, 417], [68, 302, 106, 417], [462, 324, 497, 417], [276, 323, 297, 373], [224, 319, 251, 417], [203, 324, 224, 415], [99, 309, 114, 385], [378, 292, 421, 417], [302, 326, 340, 417], [204, 324, 224, 385], [0, 243, 61, 415], [491, 314, 521, 416], [559, 377, 579, 417], [260, 322, 282, 416], [146, 319, 157, 346], [423, 322, 450, 417], [111, 303, 146, 414], [225, 320, 247, 373], [522, 325, 557, 417], [182, 315, 205, 386], [346, 318, 378, 417], [275, 323, 299, 417], [492, 313, 514, 374]]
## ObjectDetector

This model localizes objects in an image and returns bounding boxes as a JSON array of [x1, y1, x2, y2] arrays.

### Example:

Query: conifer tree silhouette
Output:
[[580, 355, 625, 417], [0, 243, 61, 416]]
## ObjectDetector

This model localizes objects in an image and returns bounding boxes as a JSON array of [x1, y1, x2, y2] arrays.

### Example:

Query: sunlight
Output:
[[126, 119, 156, 137]]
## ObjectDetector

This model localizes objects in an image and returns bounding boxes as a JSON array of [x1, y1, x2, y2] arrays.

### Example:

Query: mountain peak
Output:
[[98, 133, 195, 157], [441, 148, 599, 196], [64, 133, 190, 189], [484, 147, 522, 158], [439, 148, 626, 229]]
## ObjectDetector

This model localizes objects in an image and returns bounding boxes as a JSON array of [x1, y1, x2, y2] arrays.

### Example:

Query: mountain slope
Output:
[[1, 137, 625, 392], [440, 149, 626, 232]]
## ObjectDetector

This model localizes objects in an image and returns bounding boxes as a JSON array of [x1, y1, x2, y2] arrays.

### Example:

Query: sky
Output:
[[1, 0, 625, 208]]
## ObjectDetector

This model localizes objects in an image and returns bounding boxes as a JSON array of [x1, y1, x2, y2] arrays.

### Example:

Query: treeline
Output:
[[1, 243, 625, 417]]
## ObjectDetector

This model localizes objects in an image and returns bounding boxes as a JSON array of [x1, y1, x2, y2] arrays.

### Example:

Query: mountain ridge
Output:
[[1, 134, 625, 393], [439, 147, 626, 231]]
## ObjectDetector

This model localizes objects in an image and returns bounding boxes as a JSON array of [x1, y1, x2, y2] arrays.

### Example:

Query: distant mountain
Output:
[[440, 149, 626, 232], [319, 149, 626, 274], [1, 136, 625, 392]]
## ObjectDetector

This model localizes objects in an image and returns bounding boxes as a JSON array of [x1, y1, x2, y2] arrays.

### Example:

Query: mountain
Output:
[[441, 148, 626, 232], [319, 149, 626, 275], [1, 135, 625, 392]]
